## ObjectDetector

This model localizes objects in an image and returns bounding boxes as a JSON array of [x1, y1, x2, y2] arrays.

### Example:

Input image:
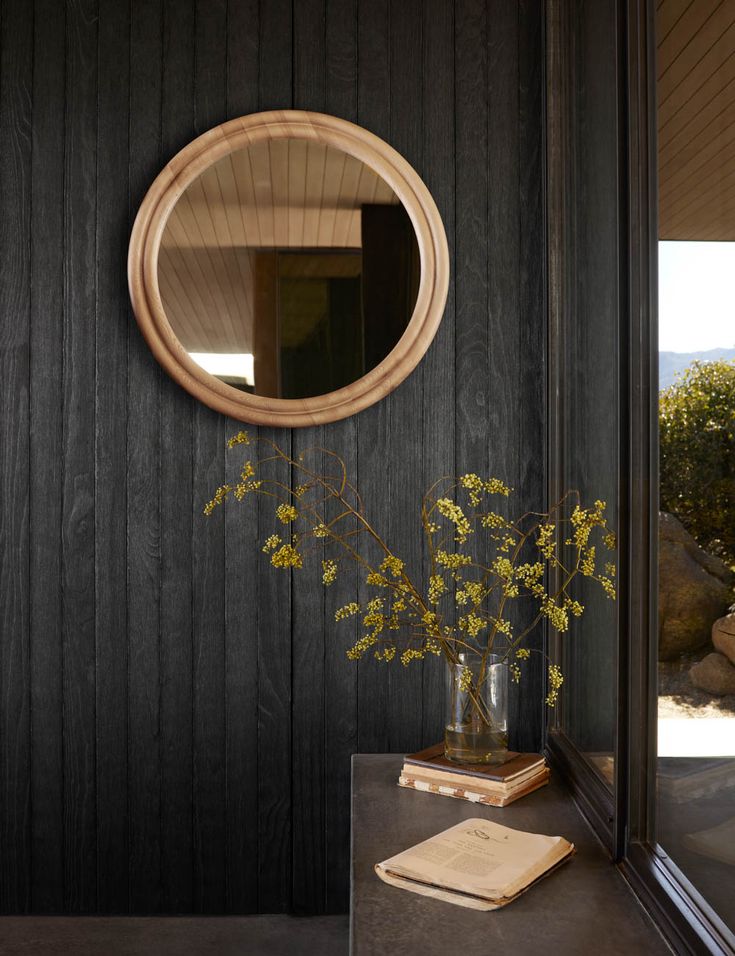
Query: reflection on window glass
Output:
[[656, 2, 735, 932]]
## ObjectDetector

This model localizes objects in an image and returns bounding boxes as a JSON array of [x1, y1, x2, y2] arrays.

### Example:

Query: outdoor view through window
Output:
[[657, 0, 735, 934]]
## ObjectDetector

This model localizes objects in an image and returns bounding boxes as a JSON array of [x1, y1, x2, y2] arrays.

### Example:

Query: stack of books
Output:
[[398, 743, 549, 807]]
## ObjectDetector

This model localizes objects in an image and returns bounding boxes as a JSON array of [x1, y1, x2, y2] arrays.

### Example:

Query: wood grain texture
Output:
[[159, 0, 196, 915], [224, 0, 260, 917], [95, 0, 131, 913], [0, 0, 545, 915], [29, 0, 66, 914], [62, 0, 98, 914], [323, 0, 359, 915], [355, 0, 391, 758], [191, 0, 228, 914], [0, 0, 32, 914], [291, 0, 328, 916], [256, 0, 293, 914], [128, 0, 163, 914]]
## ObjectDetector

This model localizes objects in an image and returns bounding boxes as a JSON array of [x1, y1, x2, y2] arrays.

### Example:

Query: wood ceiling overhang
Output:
[[658, 0, 735, 241]]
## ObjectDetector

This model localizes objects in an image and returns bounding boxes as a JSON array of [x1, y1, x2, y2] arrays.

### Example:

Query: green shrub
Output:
[[659, 359, 735, 566]]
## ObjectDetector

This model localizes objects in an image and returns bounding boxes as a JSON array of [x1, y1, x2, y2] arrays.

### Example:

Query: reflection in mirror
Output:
[[158, 139, 420, 399]]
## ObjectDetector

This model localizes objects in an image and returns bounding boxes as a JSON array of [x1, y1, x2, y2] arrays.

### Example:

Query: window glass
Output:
[[656, 3, 735, 933]]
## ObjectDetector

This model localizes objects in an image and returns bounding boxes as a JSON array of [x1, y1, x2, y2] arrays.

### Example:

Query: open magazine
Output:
[[375, 818, 574, 910]]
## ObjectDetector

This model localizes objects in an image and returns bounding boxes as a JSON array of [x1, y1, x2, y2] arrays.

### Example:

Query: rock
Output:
[[690, 653, 735, 696], [659, 512, 735, 661], [713, 613, 735, 666]]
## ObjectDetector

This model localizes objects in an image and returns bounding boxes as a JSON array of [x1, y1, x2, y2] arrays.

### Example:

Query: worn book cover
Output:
[[398, 767, 551, 807], [375, 817, 574, 910], [404, 743, 546, 783]]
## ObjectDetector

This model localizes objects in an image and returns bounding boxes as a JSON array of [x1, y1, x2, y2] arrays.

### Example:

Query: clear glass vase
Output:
[[445, 653, 509, 764]]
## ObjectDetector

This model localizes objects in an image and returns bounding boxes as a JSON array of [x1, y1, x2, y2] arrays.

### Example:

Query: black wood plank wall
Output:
[[0, 0, 544, 915]]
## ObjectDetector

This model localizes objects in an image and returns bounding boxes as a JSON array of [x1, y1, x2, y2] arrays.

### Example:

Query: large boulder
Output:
[[712, 613, 735, 666], [659, 512, 734, 661], [690, 653, 735, 696]]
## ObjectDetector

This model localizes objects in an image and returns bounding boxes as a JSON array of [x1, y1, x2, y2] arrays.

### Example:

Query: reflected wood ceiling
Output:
[[159, 139, 398, 355], [658, 0, 735, 240]]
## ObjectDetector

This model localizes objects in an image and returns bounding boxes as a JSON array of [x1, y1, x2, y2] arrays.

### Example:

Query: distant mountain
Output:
[[659, 347, 735, 390]]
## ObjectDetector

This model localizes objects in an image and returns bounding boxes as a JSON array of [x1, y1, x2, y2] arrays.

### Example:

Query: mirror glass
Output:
[[158, 139, 420, 399]]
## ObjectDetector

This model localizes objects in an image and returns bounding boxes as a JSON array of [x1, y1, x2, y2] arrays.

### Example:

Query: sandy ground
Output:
[[658, 650, 735, 718]]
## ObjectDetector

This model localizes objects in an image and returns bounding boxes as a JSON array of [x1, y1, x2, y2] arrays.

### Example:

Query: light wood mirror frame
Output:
[[128, 110, 449, 427]]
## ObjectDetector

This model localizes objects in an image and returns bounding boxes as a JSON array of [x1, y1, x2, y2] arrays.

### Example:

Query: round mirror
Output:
[[129, 111, 449, 426]]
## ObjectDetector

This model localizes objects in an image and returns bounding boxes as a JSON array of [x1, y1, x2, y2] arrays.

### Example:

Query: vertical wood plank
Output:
[[486, 0, 522, 747], [159, 0, 195, 915], [257, 0, 293, 913], [95, 0, 130, 913], [387, 0, 425, 756], [224, 0, 260, 916], [421, 0, 455, 748], [516, 0, 545, 753], [291, 0, 327, 916], [128, 0, 163, 914], [0, 0, 33, 913], [455, 0, 489, 477], [192, 0, 228, 914], [355, 0, 391, 757], [29, 0, 66, 914], [62, 0, 99, 913], [323, 0, 359, 914]]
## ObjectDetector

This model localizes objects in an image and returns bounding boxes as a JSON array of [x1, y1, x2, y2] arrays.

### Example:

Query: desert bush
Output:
[[659, 359, 735, 566]]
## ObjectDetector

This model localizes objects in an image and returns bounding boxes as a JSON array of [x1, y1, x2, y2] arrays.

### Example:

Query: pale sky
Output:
[[658, 241, 735, 353]]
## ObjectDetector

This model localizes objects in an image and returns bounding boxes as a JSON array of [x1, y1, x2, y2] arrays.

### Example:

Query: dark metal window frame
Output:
[[545, 1, 735, 952]]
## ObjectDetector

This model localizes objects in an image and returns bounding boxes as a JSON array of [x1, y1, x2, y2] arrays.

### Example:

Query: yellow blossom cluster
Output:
[[401, 648, 425, 666], [312, 523, 329, 538], [459, 665, 473, 692], [293, 484, 309, 498], [366, 571, 388, 586], [498, 534, 517, 554], [454, 582, 479, 607], [335, 602, 360, 621], [485, 478, 512, 496], [226, 430, 251, 448], [435, 550, 472, 569], [489, 616, 512, 636], [421, 610, 439, 630], [262, 534, 281, 553], [516, 648, 531, 660], [270, 543, 302, 569], [436, 498, 472, 543], [428, 574, 445, 604], [276, 503, 298, 524], [564, 596, 584, 617], [541, 597, 568, 632], [380, 554, 404, 577], [233, 478, 261, 501], [480, 512, 508, 529], [347, 633, 379, 660], [203, 484, 231, 516], [458, 612, 486, 637], [536, 523, 556, 559], [546, 663, 564, 706], [515, 561, 545, 597], [570, 500, 607, 548], [459, 473, 485, 506], [581, 545, 596, 576], [375, 646, 397, 662], [491, 556, 514, 580], [600, 576, 616, 600], [603, 532, 616, 550], [322, 559, 337, 585]]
